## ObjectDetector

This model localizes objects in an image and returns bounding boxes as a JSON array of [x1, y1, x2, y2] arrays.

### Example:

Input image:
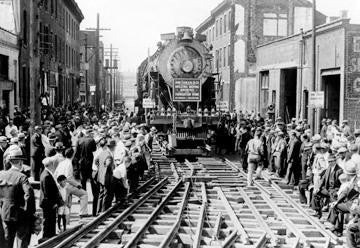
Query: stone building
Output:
[[195, 0, 326, 112], [256, 18, 360, 130]]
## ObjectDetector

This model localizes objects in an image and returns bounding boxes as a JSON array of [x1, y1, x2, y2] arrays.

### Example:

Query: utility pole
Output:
[[86, 14, 110, 113], [104, 47, 118, 110], [110, 44, 113, 109], [312, 0, 317, 131], [84, 33, 88, 104], [29, 0, 41, 124]]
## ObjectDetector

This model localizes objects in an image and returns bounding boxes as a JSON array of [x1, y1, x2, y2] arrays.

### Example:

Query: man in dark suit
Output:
[[0, 148, 35, 248], [95, 139, 116, 213], [31, 126, 45, 180], [285, 131, 302, 186], [74, 128, 97, 189], [311, 154, 342, 218], [328, 161, 358, 236], [40, 156, 63, 241], [0, 136, 8, 170]]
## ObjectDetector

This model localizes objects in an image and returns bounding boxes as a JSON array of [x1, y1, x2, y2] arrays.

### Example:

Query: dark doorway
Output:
[[2, 90, 10, 116], [322, 74, 340, 122], [280, 68, 297, 123]]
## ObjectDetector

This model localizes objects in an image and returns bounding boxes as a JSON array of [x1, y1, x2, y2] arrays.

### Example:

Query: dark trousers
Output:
[[285, 161, 301, 185], [346, 219, 360, 248], [311, 189, 330, 214], [301, 155, 309, 180], [31, 156, 43, 181], [299, 179, 313, 205], [112, 177, 127, 203], [0, 220, 31, 248], [328, 202, 351, 233], [81, 175, 99, 216], [42, 207, 57, 240], [97, 184, 113, 214]]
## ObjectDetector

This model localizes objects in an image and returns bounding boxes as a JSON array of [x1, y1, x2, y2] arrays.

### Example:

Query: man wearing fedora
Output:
[[311, 154, 343, 218], [31, 126, 45, 181], [96, 139, 116, 213], [328, 161, 359, 236], [0, 136, 8, 170], [40, 156, 64, 241], [0, 148, 35, 248]]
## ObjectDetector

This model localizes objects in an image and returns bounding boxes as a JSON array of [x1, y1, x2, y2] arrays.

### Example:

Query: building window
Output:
[[216, 20, 218, 37], [260, 71, 270, 89], [220, 17, 222, 35], [215, 50, 219, 70], [0, 55, 9, 80], [50, 0, 54, 15], [212, 27, 215, 41], [224, 14, 227, 33], [228, 45, 230, 66], [263, 13, 288, 36], [223, 47, 226, 67], [22, 10, 27, 44], [228, 10, 231, 28], [219, 48, 222, 68]]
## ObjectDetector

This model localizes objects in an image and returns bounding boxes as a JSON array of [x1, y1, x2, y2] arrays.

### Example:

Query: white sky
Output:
[[77, 0, 360, 72]]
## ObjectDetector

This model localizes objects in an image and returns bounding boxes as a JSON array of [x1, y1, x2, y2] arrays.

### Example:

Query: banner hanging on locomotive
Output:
[[173, 78, 201, 102]]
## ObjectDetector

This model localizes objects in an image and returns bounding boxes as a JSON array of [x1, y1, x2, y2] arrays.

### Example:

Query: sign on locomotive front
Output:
[[173, 78, 201, 102]]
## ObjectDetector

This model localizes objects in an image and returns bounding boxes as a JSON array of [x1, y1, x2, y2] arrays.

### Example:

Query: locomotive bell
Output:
[[182, 31, 192, 41]]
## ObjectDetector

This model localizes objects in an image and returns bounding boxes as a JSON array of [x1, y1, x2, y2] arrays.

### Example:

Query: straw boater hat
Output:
[[344, 161, 357, 175], [54, 142, 65, 151]]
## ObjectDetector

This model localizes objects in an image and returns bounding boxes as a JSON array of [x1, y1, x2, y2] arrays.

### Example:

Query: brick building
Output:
[[19, 0, 83, 108], [256, 18, 360, 131], [196, 0, 326, 112]]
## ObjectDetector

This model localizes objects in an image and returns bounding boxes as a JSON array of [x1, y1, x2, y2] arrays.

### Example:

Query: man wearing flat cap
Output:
[[341, 120, 351, 137]]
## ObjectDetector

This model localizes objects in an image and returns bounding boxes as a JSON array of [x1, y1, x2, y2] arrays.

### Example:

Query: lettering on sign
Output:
[[173, 79, 201, 102], [309, 91, 324, 108], [216, 101, 229, 111], [142, 98, 155, 108]]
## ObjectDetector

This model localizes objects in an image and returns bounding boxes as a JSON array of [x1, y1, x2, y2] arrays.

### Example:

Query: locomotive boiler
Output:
[[137, 27, 219, 156]]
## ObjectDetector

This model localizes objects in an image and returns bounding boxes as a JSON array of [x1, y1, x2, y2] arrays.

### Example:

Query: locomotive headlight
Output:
[[182, 60, 194, 73]]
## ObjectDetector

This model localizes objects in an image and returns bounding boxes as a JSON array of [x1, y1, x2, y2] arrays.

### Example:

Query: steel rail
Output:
[[35, 224, 83, 248], [53, 176, 156, 248], [82, 177, 170, 248], [123, 179, 184, 248], [221, 229, 238, 248], [192, 182, 207, 248], [184, 159, 195, 176], [216, 187, 251, 245], [237, 187, 274, 244], [158, 181, 191, 248], [263, 174, 339, 244]]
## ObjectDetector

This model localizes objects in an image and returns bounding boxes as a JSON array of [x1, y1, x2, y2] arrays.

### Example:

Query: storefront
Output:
[[256, 18, 360, 131]]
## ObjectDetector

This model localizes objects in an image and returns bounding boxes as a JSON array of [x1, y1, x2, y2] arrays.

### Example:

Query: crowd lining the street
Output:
[[1, 104, 360, 247], [209, 110, 360, 247], [0, 104, 156, 248]]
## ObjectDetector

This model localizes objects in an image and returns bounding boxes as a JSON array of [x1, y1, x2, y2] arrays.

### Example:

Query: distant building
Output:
[[257, 18, 360, 131], [121, 71, 137, 112], [196, 0, 326, 112]]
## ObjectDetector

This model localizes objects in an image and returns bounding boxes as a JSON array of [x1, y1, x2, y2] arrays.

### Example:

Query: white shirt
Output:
[[114, 140, 126, 162], [113, 162, 128, 189], [351, 153, 360, 176], [5, 125, 18, 138], [55, 158, 78, 187]]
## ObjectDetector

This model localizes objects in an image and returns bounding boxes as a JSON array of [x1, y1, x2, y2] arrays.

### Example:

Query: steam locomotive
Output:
[[136, 27, 219, 156]]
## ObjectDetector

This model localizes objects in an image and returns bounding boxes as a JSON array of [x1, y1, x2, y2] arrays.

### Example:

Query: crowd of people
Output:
[[0, 104, 156, 248], [2, 103, 360, 247], [209, 110, 360, 247]]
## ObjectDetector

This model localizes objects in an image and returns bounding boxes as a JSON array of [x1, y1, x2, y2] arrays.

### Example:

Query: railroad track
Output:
[[48, 143, 342, 248]]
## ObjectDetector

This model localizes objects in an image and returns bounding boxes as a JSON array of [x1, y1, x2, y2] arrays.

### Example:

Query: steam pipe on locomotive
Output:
[[136, 27, 220, 156]]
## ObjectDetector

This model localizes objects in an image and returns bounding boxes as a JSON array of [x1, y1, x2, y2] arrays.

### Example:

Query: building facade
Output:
[[256, 18, 360, 130], [196, 0, 326, 112], [0, 27, 19, 118], [19, 0, 83, 109]]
